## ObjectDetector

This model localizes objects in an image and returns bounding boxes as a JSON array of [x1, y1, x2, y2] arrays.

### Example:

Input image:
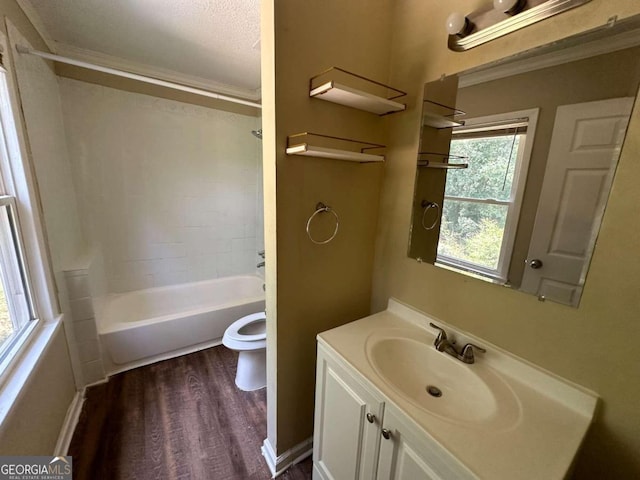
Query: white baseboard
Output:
[[54, 389, 85, 456], [261, 437, 313, 478]]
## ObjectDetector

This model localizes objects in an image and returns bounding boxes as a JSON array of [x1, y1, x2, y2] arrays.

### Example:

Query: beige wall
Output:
[[0, 1, 76, 455], [267, 0, 392, 453], [260, 0, 277, 446], [373, 1, 640, 477], [0, 326, 75, 454]]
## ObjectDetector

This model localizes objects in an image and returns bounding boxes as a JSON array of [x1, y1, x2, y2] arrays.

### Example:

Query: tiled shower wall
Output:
[[60, 78, 263, 293]]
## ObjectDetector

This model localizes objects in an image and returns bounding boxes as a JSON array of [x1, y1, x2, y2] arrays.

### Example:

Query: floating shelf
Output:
[[423, 113, 465, 129], [286, 132, 385, 163], [418, 161, 468, 169], [417, 152, 468, 169], [311, 82, 406, 115], [287, 144, 384, 163], [309, 67, 406, 116], [422, 99, 466, 129]]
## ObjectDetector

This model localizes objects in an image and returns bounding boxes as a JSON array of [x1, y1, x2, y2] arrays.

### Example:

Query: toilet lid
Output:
[[225, 312, 266, 342]]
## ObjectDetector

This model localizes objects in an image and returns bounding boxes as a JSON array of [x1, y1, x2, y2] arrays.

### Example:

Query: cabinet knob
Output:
[[366, 413, 376, 424], [381, 428, 392, 440]]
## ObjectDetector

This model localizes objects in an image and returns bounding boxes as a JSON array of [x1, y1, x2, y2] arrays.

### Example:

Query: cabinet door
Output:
[[376, 407, 442, 480], [376, 406, 476, 480], [375, 404, 477, 480], [313, 349, 384, 480]]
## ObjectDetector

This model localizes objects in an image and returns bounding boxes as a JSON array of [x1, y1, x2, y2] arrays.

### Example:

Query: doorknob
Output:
[[530, 259, 543, 269], [381, 428, 392, 440], [366, 413, 376, 424]]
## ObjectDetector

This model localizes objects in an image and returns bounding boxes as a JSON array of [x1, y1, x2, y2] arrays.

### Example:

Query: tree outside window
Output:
[[436, 115, 533, 281]]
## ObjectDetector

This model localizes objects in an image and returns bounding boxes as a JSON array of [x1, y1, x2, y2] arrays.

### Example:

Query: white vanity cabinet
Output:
[[313, 344, 470, 480], [312, 301, 598, 480], [313, 345, 385, 480]]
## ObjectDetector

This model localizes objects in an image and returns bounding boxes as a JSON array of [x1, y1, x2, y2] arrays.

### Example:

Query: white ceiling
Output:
[[21, 0, 261, 98]]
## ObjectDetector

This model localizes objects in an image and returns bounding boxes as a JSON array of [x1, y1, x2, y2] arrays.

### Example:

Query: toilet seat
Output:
[[222, 312, 267, 351]]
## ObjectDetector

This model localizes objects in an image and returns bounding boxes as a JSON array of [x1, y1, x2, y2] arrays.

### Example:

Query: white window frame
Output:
[[436, 109, 539, 282], [0, 196, 38, 365]]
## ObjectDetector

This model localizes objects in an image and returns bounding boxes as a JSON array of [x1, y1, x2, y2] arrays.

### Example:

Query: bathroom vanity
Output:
[[312, 300, 598, 479]]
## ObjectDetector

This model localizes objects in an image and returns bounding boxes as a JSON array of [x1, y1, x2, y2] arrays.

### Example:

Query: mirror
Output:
[[408, 16, 640, 307]]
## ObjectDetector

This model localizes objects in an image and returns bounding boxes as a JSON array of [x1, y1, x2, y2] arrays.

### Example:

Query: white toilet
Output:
[[222, 312, 267, 391]]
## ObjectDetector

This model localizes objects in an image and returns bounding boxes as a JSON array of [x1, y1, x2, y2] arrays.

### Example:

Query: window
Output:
[[0, 196, 36, 360], [436, 110, 538, 281], [0, 60, 38, 372]]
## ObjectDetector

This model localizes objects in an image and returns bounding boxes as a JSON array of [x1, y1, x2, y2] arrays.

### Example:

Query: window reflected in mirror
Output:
[[437, 112, 535, 281], [407, 15, 640, 307]]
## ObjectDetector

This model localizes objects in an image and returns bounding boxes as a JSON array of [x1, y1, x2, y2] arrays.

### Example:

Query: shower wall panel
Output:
[[60, 78, 263, 293]]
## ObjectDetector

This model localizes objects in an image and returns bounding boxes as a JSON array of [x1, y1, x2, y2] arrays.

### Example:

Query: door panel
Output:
[[550, 170, 610, 256], [521, 97, 634, 305]]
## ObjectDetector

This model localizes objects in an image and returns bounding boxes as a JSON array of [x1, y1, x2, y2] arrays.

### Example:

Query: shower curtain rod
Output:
[[15, 45, 262, 109]]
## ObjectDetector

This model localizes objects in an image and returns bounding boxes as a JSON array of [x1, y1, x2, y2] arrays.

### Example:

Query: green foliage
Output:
[[437, 134, 520, 270], [446, 135, 520, 201], [438, 209, 506, 269]]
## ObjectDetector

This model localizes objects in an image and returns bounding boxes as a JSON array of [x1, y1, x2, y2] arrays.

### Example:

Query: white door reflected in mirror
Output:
[[520, 97, 634, 306]]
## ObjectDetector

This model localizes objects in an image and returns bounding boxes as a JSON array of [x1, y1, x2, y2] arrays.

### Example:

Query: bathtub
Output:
[[98, 275, 265, 365]]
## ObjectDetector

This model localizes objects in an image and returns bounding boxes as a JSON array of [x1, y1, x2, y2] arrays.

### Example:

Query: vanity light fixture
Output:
[[446, 12, 473, 37], [447, 0, 592, 51], [493, 0, 526, 15]]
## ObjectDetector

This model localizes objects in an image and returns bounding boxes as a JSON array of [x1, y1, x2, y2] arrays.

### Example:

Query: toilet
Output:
[[222, 312, 267, 391]]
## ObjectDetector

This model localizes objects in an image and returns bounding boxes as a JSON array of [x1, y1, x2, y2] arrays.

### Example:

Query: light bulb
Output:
[[494, 0, 525, 14], [446, 12, 470, 36]]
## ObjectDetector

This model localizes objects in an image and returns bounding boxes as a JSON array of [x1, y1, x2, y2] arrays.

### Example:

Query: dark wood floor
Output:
[[69, 346, 312, 480]]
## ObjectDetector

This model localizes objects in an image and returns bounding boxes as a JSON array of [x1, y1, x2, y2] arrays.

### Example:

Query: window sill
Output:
[[0, 320, 39, 378], [435, 259, 506, 284], [0, 317, 63, 427]]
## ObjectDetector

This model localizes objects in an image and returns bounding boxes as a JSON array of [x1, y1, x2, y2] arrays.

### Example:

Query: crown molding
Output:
[[15, 0, 56, 52], [54, 42, 262, 101]]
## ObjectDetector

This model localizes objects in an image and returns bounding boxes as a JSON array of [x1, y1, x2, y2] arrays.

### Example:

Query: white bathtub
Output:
[[98, 275, 265, 365]]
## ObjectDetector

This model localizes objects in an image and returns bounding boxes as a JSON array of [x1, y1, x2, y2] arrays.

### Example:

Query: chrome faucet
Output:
[[429, 322, 486, 364]]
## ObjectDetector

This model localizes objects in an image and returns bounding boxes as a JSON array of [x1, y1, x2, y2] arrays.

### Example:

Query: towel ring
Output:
[[306, 202, 339, 245], [421, 200, 440, 231]]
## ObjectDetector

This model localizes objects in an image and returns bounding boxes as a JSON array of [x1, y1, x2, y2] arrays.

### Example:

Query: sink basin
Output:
[[366, 329, 521, 429]]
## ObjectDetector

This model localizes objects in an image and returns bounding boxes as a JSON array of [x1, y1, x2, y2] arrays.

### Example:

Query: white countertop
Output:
[[317, 299, 598, 480]]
